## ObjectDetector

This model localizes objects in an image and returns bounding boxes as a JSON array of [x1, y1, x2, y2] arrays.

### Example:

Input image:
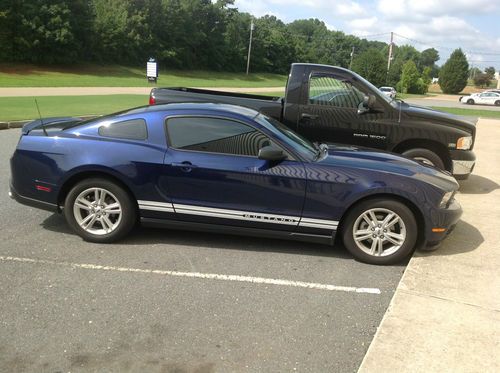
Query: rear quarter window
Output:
[[98, 119, 148, 140]]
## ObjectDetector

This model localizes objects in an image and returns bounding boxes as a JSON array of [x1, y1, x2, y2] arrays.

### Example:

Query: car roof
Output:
[[114, 102, 261, 119]]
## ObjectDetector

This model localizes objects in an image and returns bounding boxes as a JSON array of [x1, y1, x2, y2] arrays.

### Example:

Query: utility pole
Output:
[[246, 20, 254, 75], [387, 31, 394, 71], [349, 46, 355, 70]]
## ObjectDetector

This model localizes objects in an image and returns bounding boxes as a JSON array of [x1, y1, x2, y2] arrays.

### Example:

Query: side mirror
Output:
[[258, 145, 286, 161], [357, 94, 376, 115]]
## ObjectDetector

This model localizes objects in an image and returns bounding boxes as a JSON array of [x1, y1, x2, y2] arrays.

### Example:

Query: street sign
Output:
[[147, 58, 158, 83]]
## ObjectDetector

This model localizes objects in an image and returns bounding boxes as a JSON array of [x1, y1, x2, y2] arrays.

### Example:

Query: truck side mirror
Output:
[[358, 94, 376, 115], [258, 145, 286, 161]]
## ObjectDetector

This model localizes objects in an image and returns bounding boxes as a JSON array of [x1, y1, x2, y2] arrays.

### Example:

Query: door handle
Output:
[[170, 162, 198, 171], [301, 113, 319, 120]]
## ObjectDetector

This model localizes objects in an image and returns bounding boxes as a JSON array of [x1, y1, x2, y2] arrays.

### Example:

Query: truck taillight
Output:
[[149, 95, 156, 105]]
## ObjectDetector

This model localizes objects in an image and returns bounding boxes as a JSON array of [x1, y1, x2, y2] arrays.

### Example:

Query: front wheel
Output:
[[401, 148, 445, 170], [342, 199, 418, 264], [467, 99, 475, 105], [64, 178, 136, 243]]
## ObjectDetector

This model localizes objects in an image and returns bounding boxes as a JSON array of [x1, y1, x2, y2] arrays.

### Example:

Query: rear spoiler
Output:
[[22, 117, 82, 135]]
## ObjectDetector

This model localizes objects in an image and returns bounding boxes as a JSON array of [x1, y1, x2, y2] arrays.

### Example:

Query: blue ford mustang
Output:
[[10, 103, 462, 264]]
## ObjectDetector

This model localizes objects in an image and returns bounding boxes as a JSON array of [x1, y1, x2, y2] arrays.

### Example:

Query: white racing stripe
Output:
[[0, 255, 380, 294], [138, 200, 339, 230]]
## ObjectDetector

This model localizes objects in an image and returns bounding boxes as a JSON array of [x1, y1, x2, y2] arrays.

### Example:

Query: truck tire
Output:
[[402, 148, 445, 170]]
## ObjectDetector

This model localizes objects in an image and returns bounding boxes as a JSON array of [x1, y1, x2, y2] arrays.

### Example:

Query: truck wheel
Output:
[[401, 148, 445, 170], [64, 178, 136, 243], [342, 198, 417, 265], [467, 99, 474, 104]]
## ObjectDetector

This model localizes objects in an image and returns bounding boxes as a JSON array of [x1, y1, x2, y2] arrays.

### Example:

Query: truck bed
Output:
[[150, 87, 284, 120]]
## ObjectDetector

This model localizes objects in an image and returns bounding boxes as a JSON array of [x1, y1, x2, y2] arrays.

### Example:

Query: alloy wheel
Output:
[[352, 208, 406, 257], [73, 187, 122, 235]]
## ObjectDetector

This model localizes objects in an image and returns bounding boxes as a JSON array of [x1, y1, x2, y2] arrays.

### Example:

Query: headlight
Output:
[[439, 191, 454, 209], [456, 136, 472, 150]]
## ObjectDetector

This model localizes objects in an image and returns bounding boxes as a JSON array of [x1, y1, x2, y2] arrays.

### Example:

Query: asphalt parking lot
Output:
[[0, 128, 407, 373]]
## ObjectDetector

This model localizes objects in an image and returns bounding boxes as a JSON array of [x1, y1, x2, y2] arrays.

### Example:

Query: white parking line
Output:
[[0, 255, 381, 294]]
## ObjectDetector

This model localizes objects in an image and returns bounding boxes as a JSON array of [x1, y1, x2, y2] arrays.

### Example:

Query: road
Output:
[[405, 97, 500, 111], [0, 128, 406, 372]]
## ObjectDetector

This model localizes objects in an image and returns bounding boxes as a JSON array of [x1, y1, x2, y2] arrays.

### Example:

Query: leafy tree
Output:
[[351, 48, 386, 87], [473, 73, 491, 88], [398, 60, 422, 94], [439, 49, 469, 94], [485, 66, 495, 80], [469, 67, 482, 79], [419, 48, 439, 70], [387, 59, 403, 87]]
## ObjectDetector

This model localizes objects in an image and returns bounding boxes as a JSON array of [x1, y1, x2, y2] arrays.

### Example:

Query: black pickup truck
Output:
[[149, 63, 476, 178]]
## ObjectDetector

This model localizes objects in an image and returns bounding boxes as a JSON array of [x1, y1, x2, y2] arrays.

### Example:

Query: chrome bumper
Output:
[[452, 160, 475, 176]]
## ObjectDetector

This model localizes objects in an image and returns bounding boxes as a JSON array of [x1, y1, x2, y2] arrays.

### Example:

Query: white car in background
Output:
[[379, 86, 397, 99], [460, 92, 500, 106]]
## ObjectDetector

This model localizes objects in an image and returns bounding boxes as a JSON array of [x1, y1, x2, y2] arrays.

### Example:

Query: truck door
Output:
[[297, 71, 389, 149]]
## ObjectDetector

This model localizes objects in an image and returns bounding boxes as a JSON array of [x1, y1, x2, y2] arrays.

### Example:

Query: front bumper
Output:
[[424, 198, 462, 249], [450, 150, 476, 179]]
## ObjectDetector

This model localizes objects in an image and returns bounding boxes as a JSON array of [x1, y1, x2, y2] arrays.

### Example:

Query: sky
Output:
[[233, 0, 500, 70]]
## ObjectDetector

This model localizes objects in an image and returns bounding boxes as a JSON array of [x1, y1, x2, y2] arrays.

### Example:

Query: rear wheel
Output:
[[342, 199, 418, 265], [401, 148, 445, 170], [467, 99, 475, 105], [64, 178, 136, 243], [495, 100, 500, 106]]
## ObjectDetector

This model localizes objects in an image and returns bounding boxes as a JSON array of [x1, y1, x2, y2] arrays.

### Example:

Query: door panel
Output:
[[298, 72, 390, 149], [161, 116, 307, 231]]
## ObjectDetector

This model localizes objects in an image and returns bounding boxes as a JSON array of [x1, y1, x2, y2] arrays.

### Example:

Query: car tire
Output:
[[64, 178, 136, 243], [467, 99, 474, 105], [342, 199, 418, 265], [401, 148, 445, 170], [495, 100, 500, 106]]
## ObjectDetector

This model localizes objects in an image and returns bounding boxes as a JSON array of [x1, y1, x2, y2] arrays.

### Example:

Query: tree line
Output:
[[1, 0, 489, 94]]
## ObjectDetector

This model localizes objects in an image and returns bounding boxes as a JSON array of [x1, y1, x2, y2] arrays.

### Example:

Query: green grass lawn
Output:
[[0, 95, 148, 121], [3, 94, 499, 122], [0, 64, 287, 88], [431, 106, 500, 119]]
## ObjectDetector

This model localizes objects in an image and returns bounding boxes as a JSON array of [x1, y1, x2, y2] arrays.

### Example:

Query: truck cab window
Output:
[[309, 74, 364, 108]]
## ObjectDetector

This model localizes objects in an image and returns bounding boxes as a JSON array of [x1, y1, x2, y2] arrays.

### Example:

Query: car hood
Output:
[[399, 101, 476, 131], [318, 144, 459, 191]]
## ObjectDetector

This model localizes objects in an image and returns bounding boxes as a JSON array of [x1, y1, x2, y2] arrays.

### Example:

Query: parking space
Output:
[[0, 128, 406, 372]]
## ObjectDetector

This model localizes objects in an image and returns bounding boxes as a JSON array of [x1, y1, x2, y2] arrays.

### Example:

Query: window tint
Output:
[[98, 119, 147, 140], [166, 117, 271, 157], [309, 73, 364, 108]]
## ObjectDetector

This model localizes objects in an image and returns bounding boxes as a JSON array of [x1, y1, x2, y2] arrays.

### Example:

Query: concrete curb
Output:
[[358, 118, 500, 373]]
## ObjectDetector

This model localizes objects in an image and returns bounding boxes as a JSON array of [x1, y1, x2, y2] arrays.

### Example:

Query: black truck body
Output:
[[150, 63, 476, 178]]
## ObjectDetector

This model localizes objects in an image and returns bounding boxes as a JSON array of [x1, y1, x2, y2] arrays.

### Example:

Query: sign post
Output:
[[147, 57, 158, 83]]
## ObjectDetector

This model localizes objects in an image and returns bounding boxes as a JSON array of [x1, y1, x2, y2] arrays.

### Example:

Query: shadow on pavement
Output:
[[40, 213, 362, 262], [458, 174, 499, 194], [418, 220, 484, 257]]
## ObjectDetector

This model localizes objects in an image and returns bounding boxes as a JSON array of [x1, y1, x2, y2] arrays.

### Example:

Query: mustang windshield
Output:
[[255, 114, 318, 160]]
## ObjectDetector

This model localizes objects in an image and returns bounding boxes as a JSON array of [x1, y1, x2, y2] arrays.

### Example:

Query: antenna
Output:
[[34, 98, 48, 136]]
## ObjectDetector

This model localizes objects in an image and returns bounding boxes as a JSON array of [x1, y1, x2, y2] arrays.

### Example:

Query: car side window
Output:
[[98, 118, 147, 140], [166, 117, 273, 157], [309, 73, 364, 108]]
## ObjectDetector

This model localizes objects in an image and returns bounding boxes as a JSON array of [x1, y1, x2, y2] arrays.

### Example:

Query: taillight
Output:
[[149, 95, 156, 105]]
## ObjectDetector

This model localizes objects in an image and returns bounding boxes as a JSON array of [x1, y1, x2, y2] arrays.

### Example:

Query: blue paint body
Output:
[[10, 103, 462, 246]]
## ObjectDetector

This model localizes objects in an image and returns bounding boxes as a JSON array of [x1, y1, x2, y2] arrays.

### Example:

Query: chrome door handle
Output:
[[301, 113, 319, 120], [170, 162, 198, 171]]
